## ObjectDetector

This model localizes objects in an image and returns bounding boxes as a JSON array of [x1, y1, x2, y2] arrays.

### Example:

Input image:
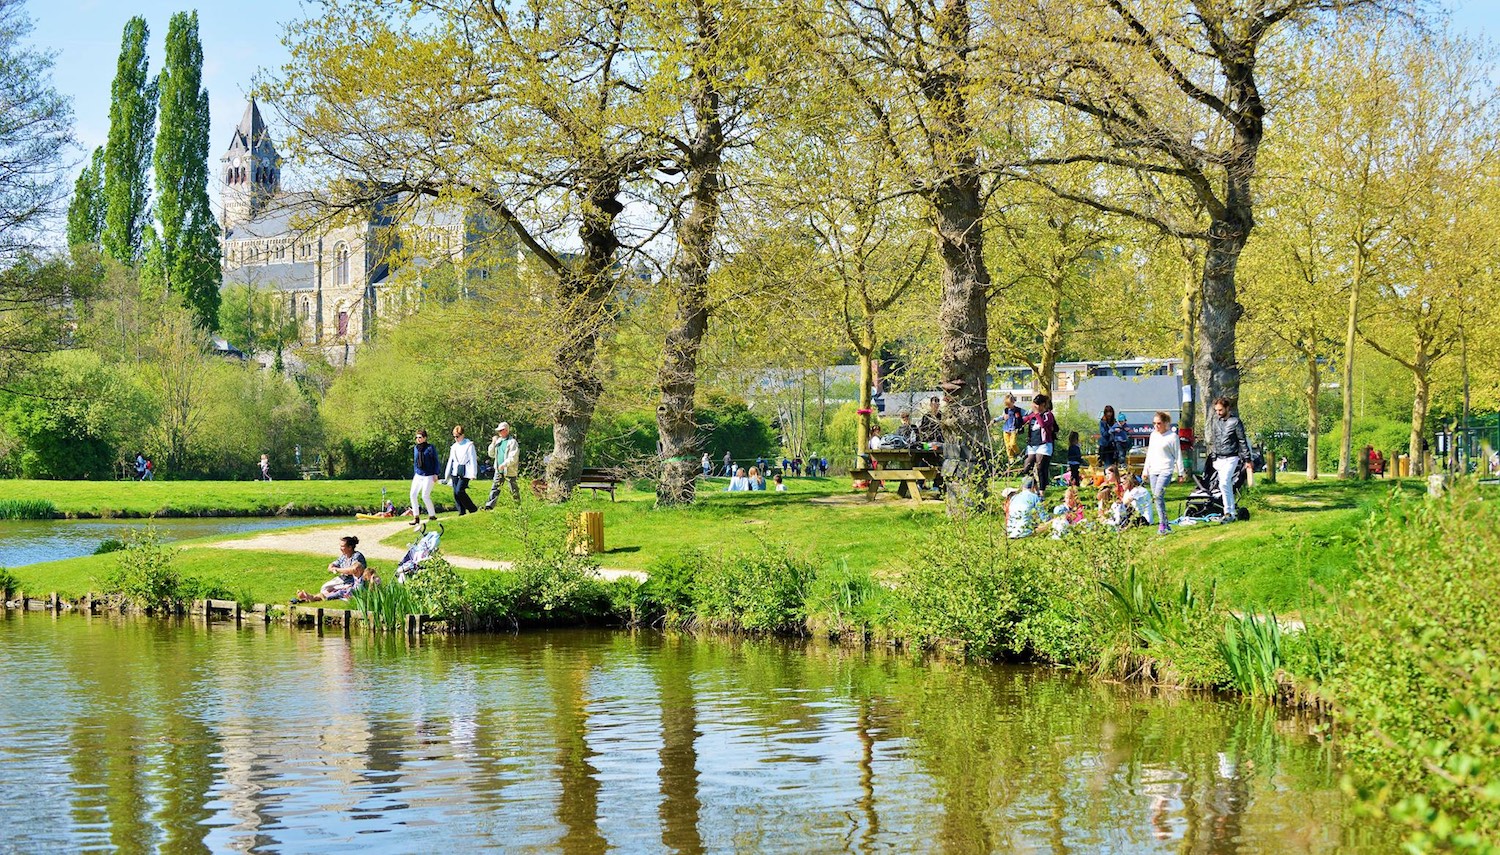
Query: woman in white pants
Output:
[[1143, 411, 1185, 534], [409, 428, 440, 524]]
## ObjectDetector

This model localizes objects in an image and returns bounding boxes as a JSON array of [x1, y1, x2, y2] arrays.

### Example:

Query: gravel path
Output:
[[204, 519, 644, 581]]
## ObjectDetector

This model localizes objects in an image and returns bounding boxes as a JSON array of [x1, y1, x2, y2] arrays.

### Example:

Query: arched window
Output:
[[335, 244, 349, 286], [275, 243, 285, 261], [300, 298, 310, 319]]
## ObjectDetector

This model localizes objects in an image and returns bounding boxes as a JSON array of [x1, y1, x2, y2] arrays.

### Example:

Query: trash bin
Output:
[[571, 511, 604, 555], [1397, 454, 1410, 478]]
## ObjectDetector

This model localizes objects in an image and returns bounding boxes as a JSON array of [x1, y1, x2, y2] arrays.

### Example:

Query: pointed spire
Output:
[[226, 97, 275, 155]]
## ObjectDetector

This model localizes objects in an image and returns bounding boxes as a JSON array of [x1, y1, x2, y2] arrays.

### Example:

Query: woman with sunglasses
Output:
[[1143, 411, 1185, 533]]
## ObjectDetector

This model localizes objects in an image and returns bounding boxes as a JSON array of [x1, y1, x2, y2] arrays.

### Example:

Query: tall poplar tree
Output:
[[66, 147, 105, 250], [153, 11, 221, 330], [101, 16, 156, 265]]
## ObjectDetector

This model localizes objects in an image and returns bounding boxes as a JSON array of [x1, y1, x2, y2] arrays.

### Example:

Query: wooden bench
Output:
[[850, 467, 942, 505], [578, 467, 624, 501]]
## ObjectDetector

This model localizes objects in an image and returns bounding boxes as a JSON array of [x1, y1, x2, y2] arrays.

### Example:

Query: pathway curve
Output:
[[203, 519, 645, 581]]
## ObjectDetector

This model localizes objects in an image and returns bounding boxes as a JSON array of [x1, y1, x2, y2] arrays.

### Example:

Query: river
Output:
[[0, 614, 1394, 853], [0, 516, 344, 568]]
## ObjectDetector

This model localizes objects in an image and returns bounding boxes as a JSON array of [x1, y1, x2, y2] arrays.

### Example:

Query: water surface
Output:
[[0, 615, 1393, 853], [0, 516, 343, 567]]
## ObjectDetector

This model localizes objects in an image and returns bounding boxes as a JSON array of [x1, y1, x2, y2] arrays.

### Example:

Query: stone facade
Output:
[[218, 99, 507, 365]]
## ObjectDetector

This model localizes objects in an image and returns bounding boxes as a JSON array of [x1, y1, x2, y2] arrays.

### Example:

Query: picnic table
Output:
[[850, 447, 944, 505]]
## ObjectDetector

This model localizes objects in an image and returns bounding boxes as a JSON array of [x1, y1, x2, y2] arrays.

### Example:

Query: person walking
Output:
[[1143, 411, 1185, 534], [444, 425, 480, 515], [701, 452, 712, 478], [135, 452, 147, 481], [722, 450, 733, 477], [1206, 397, 1252, 524], [484, 422, 521, 508], [409, 429, 440, 525], [259, 454, 273, 481], [1020, 393, 1059, 491]]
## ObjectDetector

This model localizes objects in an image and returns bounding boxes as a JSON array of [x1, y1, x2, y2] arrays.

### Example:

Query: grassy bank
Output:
[[0, 479, 431, 517], [6, 473, 1414, 612]]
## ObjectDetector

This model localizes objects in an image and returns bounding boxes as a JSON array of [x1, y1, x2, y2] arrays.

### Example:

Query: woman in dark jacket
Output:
[[1098, 405, 1118, 466]]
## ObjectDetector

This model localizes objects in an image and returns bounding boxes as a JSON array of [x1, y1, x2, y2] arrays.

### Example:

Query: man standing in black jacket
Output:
[[1207, 397, 1252, 523]]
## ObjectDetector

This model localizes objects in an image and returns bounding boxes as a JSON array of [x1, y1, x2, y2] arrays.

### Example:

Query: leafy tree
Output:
[[217, 284, 299, 368], [269, 0, 652, 498], [152, 11, 221, 330], [0, 0, 72, 261], [1003, 0, 1388, 414], [66, 148, 106, 251], [0, 350, 150, 478], [0, 253, 98, 388], [102, 16, 157, 265]]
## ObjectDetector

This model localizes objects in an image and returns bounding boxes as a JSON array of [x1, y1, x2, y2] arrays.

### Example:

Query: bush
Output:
[[94, 538, 126, 555], [641, 549, 702, 626], [102, 529, 184, 612], [691, 547, 814, 634], [0, 567, 16, 598], [407, 557, 467, 622], [1327, 482, 1500, 851]]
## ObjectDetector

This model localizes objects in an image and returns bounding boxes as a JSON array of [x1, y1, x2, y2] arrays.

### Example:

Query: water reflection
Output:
[[0, 614, 1392, 853]]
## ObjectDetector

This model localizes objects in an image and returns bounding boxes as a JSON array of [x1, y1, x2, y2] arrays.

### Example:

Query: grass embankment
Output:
[[0, 479, 433, 518], [6, 472, 1410, 609]]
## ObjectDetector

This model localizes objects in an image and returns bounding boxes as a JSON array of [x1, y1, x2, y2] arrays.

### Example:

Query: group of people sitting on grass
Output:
[[725, 467, 788, 492], [1001, 470, 1160, 539], [293, 536, 379, 603]]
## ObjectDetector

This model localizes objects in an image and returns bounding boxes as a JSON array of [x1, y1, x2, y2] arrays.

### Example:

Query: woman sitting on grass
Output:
[[295, 536, 369, 602]]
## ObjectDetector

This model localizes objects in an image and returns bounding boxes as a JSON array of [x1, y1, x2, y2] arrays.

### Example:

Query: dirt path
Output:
[[203, 520, 645, 581]]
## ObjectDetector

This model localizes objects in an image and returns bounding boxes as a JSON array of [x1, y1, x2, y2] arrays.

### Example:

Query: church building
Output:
[[218, 99, 506, 365]]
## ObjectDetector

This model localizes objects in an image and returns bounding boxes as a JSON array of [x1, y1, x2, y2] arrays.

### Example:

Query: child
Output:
[[773, 473, 786, 492], [1063, 485, 1086, 524], [1123, 473, 1153, 526], [1065, 431, 1083, 486]]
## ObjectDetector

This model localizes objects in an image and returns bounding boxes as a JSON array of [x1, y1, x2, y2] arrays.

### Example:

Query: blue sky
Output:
[[23, 0, 1500, 179]]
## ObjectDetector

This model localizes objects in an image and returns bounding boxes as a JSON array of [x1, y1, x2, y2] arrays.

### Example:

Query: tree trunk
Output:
[[654, 5, 724, 507], [1196, 216, 1248, 412], [1337, 246, 1364, 478], [856, 344, 874, 458], [1035, 279, 1063, 400], [1179, 251, 1200, 473], [1305, 350, 1320, 480], [930, 0, 993, 509], [1408, 351, 1431, 478], [547, 178, 623, 500]]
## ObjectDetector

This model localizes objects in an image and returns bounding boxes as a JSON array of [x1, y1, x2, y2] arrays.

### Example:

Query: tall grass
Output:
[[0, 498, 55, 520], [350, 581, 419, 632], [1218, 610, 1285, 699]]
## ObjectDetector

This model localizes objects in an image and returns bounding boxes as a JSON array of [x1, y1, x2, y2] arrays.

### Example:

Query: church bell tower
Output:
[[220, 98, 280, 232]]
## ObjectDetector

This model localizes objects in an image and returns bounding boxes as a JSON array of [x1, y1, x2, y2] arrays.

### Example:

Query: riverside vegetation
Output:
[[6, 479, 1495, 850]]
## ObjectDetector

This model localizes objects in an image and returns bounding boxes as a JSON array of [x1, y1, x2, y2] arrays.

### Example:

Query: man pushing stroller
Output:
[[1206, 397, 1253, 525]]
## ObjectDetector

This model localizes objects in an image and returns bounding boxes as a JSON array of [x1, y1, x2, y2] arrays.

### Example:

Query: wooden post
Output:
[[50, 592, 60, 611], [343, 610, 352, 637], [315, 607, 325, 631], [405, 613, 417, 635]]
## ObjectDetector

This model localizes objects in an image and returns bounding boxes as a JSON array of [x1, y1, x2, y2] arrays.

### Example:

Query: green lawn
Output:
[[0, 478, 438, 517], [6, 472, 1421, 611]]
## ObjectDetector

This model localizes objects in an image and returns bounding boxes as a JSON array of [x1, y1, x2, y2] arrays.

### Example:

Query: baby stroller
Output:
[[396, 522, 443, 582], [1183, 463, 1250, 521]]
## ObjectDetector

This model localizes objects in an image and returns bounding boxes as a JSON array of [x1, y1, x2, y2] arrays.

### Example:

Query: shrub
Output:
[[407, 557, 467, 622], [641, 549, 702, 626], [1327, 482, 1500, 851], [102, 529, 184, 612], [509, 551, 611, 624], [691, 547, 813, 634], [0, 567, 16, 598]]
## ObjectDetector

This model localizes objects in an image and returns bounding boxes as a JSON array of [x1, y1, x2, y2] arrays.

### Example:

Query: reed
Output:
[[350, 581, 419, 632], [0, 498, 56, 520]]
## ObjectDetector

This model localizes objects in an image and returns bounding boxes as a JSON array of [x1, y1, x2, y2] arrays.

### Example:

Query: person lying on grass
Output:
[[294, 536, 369, 602]]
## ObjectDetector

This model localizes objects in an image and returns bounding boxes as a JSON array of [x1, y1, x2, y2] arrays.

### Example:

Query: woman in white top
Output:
[[725, 467, 751, 492], [1142, 411, 1184, 533]]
